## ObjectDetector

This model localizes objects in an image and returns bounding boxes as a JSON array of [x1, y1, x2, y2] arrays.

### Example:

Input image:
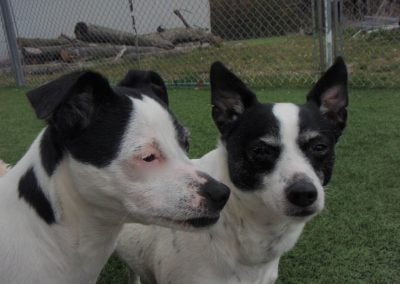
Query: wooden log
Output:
[[74, 22, 174, 49], [60, 44, 164, 62], [22, 46, 63, 64], [17, 37, 71, 47]]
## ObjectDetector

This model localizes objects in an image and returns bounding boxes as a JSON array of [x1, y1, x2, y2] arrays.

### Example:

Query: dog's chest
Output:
[[234, 223, 303, 265], [183, 220, 305, 284]]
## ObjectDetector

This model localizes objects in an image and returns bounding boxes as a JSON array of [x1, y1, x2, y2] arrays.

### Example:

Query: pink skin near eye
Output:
[[130, 144, 163, 169]]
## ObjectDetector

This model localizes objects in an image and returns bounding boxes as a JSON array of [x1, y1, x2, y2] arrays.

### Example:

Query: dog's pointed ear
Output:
[[118, 70, 169, 106], [210, 61, 258, 134], [307, 57, 348, 137], [27, 71, 114, 133]]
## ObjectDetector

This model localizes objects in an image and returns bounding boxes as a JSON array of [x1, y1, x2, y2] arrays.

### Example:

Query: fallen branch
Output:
[[173, 9, 191, 28]]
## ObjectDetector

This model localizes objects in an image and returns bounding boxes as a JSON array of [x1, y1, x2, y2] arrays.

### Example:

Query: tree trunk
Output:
[[74, 22, 174, 49], [17, 37, 72, 47], [22, 46, 65, 64]]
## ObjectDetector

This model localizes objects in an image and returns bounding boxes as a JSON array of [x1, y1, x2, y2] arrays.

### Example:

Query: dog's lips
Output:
[[287, 207, 317, 217], [155, 215, 220, 229], [186, 216, 220, 228]]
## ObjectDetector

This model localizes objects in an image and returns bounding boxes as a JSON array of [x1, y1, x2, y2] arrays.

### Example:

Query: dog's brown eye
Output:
[[312, 144, 328, 154], [143, 154, 156, 162], [248, 141, 280, 162]]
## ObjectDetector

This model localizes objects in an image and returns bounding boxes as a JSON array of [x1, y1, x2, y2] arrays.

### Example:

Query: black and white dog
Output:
[[0, 70, 230, 283], [117, 58, 348, 283]]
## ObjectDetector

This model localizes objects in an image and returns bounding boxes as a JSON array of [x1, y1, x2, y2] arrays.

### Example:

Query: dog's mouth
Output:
[[156, 215, 220, 229], [286, 207, 317, 218], [186, 216, 220, 228]]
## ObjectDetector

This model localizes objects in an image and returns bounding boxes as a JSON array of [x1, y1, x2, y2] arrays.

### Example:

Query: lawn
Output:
[[0, 86, 399, 283]]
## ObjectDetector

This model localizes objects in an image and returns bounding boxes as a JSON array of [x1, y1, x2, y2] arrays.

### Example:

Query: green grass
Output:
[[0, 86, 399, 283]]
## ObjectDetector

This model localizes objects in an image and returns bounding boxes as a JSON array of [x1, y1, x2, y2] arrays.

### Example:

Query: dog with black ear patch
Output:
[[117, 57, 348, 284], [0, 69, 230, 283]]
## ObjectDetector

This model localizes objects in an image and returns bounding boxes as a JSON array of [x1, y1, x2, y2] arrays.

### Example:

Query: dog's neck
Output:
[[5, 130, 123, 282], [203, 145, 305, 266]]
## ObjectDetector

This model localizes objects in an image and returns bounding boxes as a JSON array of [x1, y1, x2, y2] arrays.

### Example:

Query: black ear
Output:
[[26, 71, 113, 133], [118, 70, 169, 106], [307, 57, 348, 136], [210, 61, 258, 134]]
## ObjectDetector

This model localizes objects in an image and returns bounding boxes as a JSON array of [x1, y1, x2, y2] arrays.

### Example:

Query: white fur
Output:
[[0, 160, 10, 176], [117, 103, 325, 284], [0, 96, 220, 283]]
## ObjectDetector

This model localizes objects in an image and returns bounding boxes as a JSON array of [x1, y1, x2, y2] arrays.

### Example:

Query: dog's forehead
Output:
[[271, 103, 327, 142], [127, 96, 175, 138], [272, 103, 300, 142], [118, 96, 187, 157], [297, 103, 330, 134], [231, 103, 279, 142], [234, 102, 327, 145]]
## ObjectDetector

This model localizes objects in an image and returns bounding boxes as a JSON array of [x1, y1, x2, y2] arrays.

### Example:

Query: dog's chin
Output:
[[151, 215, 220, 231], [285, 207, 318, 219]]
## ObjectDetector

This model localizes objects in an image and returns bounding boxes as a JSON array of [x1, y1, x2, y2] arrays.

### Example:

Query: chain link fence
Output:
[[341, 0, 400, 87], [0, 0, 399, 88]]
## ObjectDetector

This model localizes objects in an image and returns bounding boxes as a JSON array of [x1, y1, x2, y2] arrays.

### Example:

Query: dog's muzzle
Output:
[[198, 176, 230, 212], [285, 180, 318, 217]]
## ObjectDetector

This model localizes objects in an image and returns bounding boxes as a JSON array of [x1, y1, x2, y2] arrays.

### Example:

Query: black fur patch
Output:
[[40, 127, 63, 176], [39, 91, 133, 170], [18, 168, 56, 224], [224, 103, 281, 190], [298, 103, 337, 185], [118, 70, 169, 105], [63, 93, 133, 167]]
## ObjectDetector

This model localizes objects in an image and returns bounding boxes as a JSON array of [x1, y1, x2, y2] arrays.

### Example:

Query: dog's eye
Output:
[[249, 142, 279, 161], [142, 154, 156, 162], [311, 144, 328, 155]]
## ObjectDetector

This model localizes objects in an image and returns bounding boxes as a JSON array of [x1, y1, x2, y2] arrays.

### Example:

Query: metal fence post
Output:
[[324, 0, 333, 68], [0, 0, 24, 86]]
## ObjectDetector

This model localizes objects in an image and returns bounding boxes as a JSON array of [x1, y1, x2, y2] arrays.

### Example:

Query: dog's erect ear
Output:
[[27, 71, 114, 133], [118, 70, 169, 106], [210, 61, 258, 134], [307, 57, 348, 136]]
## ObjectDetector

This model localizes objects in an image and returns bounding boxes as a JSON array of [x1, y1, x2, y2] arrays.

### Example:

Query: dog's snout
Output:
[[198, 177, 230, 210], [286, 181, 317, 207]]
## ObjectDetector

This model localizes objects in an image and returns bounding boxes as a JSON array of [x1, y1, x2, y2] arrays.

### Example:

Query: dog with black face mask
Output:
[[0, 70, 230, 283], [117, 57, 348, 284]]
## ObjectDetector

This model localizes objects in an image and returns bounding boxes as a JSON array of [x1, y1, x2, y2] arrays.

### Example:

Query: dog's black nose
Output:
[[286, 181, 317, 207], [199, 178, 230, 210]]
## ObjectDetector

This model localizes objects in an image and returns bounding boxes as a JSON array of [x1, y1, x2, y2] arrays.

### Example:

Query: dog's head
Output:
[[26, 70, 229, 229], [210, 58, 348, 220]]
